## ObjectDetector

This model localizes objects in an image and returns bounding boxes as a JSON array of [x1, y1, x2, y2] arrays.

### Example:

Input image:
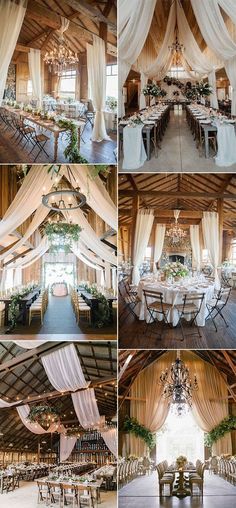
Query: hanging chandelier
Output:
[[168, 35, 184, 55], [43, 36, 79, 76], [166, 210, 187, 244], [160, 352, 198, 413], [42, 182, 86, 212]]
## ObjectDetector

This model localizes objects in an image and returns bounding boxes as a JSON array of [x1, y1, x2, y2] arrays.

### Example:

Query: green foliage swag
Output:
[[8, 284, 38, 329], [57, 119, 88, 163], [28, 404, 61, 425], [204, 415, 236, 448], [45, 222, 82, 254], [81, 284, 111, 328], [123, 416, 156, 450]]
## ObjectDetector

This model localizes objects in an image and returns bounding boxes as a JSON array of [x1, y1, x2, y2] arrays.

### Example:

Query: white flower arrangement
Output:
[[163, 261, 189, 279]]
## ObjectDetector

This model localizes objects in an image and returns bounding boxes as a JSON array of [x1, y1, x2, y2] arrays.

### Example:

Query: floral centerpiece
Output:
[[176, 455, 187, 469], [163, 262, 189, 280]]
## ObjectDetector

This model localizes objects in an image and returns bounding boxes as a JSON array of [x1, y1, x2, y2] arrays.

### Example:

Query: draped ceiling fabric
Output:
[[86, 35, 110, 142], [202, 211, 220, 288], [4, 237, 48, 269], [118, 0, 156, 116], [60, 433, 77, 462], [0, 0, 27, 104], [191, 0, 236, 114], [153, 224, 166, 273], [127, 351, 231, 457], [101, 428, 117, 457], [13, 340, 46, 349], [41, 344, 89, 392], [0, 398, 22, 408], [190, 225, 201, 271], [28, 48, 42, 107], [72, 388, 101, 429], [132, 210, 154, 285]]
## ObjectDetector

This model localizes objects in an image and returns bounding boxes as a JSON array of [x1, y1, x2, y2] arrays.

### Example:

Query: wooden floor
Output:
[[119, 471, 236, 508], [0, 120, 117, 164], [119, 289, 236, 349], [0, 295, 117, 340]]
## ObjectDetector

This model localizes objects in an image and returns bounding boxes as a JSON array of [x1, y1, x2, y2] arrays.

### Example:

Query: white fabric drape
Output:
[[101, 428, 117, 457], [105, 262, 111, 288], [202, 212, 220, 287], [13, 340, 46, 349], [41, 344, 89, 392], [0, 398, 22, 408], [86, 35, 110, 142], [153, 224, 166, 273], [132, 210, 154, 285], [139, 72, 148, 109], [72, 388, 101, 429], [67, 166, 117, 231], [75, 240, 105, 268], [17, 404, 63, 434], [0, 0, 27, 104], [0, 166, 59, 242], [191, 0, 236, 114], [177, 2, 218, 109], [190, 225, 201, 271], [60, 433, 77, 462], [28, 48, 42, 107], [5, 237, 48, 269], [118, 0, 156, 116], [72, 245, 103, 271], [13, 267, 22, 287]]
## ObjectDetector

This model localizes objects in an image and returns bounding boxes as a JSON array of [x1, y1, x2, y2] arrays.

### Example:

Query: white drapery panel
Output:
[[101, 428, 117, 457], [145, 3, 176, 80], [190, 225, 201, 272], [0, 398, 22, 408], [17, 405, 63, 435], [63, 208, 117, 266], [0, 0, 27, 104], [0, 166, 59, 242], [13, 267, 22, 287], [176, 2, 218, 109], [78, 241, 105, 268], [72, 388, 101, 429], [73, 246, 103, 272], [153, 224, 166, 273], [0, 204, 50, 261], [132, 210, 154, 285], [5, 237, 48, 269], [191, 0, 236, 114], [60, 433, 77, 462], [0, 267, 7, 292], [118, 0, 156, 117], [28, 48, 42, 107], [13, 340, 46, 349], [86, 36, 110, 142], [105, 262, 111, 288], [218, 0, 236, 26], [41, 344, 89, 392], [66, 166, 117, 231], [202, 212, 220, 288], [139, 72, 148, 109]]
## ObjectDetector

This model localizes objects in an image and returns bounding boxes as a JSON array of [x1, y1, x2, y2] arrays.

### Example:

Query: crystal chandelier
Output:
[[168, 35, 184, 55], [166, 210, 187, 244], [160, 352, 198, 412], [44, 36, 79, 75]]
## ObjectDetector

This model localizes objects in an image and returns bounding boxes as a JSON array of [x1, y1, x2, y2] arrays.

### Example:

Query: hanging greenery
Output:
[[28, 403, 61, 429], [8, 284, 38, 330], [204, 416, 236, 448], [81, 284, 111, 327], [142, 83, 162, 98], [66, 427, 82, 437], [123, 416, 156, 450], [56, 119, 88, 163], [45, 222, 82, 254]]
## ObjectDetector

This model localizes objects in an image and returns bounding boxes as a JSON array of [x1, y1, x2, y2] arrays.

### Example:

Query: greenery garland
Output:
[[45, 223, 82, 254], [8, 284, 38, 329], [81, 284, 111, 328], [57, 119, 88, 163], [205, 415, 236, 448], [123, 416, 156, 450], [28, 404, 61, 428]]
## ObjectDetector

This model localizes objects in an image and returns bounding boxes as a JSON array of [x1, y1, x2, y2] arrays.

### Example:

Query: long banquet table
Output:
[[0, 287, 41, 326], [137, 277, 215, 327], [3, 106, 84, 161], [78, 289, 117, 324]]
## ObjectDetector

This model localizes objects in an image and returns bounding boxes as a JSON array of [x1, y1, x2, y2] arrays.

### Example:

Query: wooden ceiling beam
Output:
[[61, 0, 117, 34], [119, 190, 236, 200], [3, 248, 32, 267]]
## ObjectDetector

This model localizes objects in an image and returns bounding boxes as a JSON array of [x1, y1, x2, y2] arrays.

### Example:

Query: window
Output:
[[168, 66, 191, 80], [106, 64, 118, 99], [59, 70, 76, 99], [27, 79, 32, 96], [145, 246, 152, 260], [202, 249, 210, 263]]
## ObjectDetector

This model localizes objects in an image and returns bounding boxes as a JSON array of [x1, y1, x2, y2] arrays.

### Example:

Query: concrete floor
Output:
[[119, 471, 236, 508], [0, 481, 117, 508], [119, 108, 236, 173]]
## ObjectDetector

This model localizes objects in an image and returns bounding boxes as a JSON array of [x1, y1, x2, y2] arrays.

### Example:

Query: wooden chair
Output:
[[76, 485, 95, 508], [175, 292, 205, 341], [37, 480, 50, 505], [61, 483, 77, 508], [47, 481, 63, 506], [143, 289, 172, 339], [156, 464, 174, 496]]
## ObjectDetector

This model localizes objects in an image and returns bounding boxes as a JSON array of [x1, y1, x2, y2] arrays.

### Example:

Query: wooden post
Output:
[[217, 198, 224, 264], [37, 437, 40, 463], [131, 195, 139, 268]]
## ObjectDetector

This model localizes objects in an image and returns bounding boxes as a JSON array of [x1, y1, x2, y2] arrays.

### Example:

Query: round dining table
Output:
[[137, 277, 215, 327]]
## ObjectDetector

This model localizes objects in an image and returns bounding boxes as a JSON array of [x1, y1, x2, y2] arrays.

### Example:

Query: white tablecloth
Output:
[[214, 121, 236, 167], [122, 124, 147, 170], [52, 283, 68, 297], [104, 110, 116, 130], [137, 280, 215, 327]]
